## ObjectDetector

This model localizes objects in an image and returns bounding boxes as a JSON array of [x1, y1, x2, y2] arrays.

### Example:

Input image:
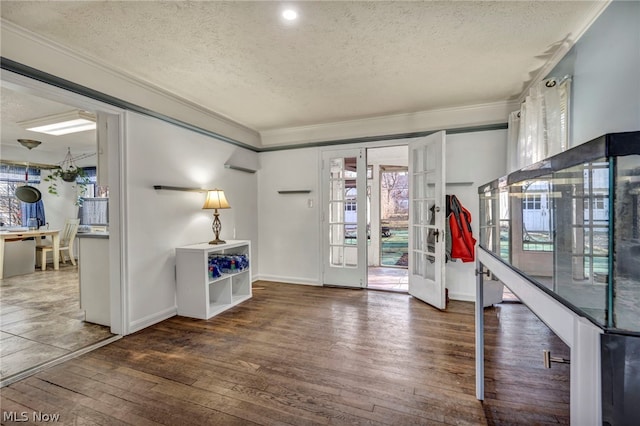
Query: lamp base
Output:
[[208, 238, 226, 245]]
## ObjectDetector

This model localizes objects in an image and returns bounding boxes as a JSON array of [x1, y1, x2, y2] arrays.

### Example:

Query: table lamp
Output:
[[203, 189, 231, 245]]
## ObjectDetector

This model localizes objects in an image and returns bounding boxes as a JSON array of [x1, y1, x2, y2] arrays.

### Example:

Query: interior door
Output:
[[322, 148, 367, 288], [408, 131, 447, 309]]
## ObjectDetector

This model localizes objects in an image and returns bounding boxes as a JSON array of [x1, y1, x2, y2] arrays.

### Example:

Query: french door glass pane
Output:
[[345, 246, 357, 267], [330, 158, 344, 178], [330, 246, 344, 266], [330, 225, 345, 245], [329, 202, 344, 223], [424, 253, 435, 280], [328, 155, 358, 269], [412, 251, 422, 276]]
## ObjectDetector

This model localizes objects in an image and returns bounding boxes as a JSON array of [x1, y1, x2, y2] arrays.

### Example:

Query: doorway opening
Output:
[[0, 78, 123, 386], [366, 146, 409, 292]]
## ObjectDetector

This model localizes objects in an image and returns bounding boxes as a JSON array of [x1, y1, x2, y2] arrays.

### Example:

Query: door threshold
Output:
[[0, 334, 122, 388], [322, 284, 365, 290]]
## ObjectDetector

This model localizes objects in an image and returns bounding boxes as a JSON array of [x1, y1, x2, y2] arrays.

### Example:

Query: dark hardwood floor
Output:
[[0, 281, 570, 425]]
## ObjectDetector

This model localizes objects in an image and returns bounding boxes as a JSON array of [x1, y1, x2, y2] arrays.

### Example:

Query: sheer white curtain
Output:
[[506, 77, 571, 173]]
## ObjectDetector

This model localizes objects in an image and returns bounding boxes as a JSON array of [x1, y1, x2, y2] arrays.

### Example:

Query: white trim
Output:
[[571, 316, 602, 425], [448, 291, 475, 302], [1, 19, 260, 148], [110, 111, 127, 335], [517, 0, 612, 104], [255, 274, 321, 286], [128, 306, 178, 334], [260, 101, 517, 147]]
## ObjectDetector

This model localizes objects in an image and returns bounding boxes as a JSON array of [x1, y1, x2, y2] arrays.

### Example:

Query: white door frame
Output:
[[2, 69, 129, 335]]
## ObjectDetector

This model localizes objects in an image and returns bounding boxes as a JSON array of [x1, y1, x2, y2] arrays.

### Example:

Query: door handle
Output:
[[433, 229, 440, 243]]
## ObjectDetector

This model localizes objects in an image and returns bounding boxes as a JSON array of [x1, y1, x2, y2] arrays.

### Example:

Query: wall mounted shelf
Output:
[[277, 190, 312, 194], [153, 185, 207, 193], [224, 164, 256, 174]]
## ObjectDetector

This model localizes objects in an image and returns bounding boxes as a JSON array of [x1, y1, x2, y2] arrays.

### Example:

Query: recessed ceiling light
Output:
[[282, 9, 298, 21], [18, 110, 96, 136]]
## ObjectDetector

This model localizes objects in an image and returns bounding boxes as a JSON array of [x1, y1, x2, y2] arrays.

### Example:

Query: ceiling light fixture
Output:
[[17, 139, 42, 150], [18, 110, 96, 136], [282, 9, 298, 21]]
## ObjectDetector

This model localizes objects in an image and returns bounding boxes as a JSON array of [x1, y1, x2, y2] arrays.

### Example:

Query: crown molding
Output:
[[260, 100, 519, 147], [0, 19, 261, 149], [517, 0, 611, 104]]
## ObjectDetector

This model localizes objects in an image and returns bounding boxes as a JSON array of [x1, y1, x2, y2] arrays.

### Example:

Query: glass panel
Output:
[[613, 155, 640, 331], [330, 179, 345, 202], [330, 246, 343, 267], [522, 180, 553, 251], [330, 158, 344, 179], [413, 149, 424, 173], [412, 251, 423, 276], [344, 246, 358, 267], [327, 155, 359, 269], [424, 253, 435, 280], [425, 174, 435, 200], [425, 144, 436, 171], [345, 224, 357, 244], [412, 225, 423, 251], [329, 201, 344, 223], [499, 188, 510, 261], [413, 174, 424, 199], [330, 224, 344, 245], [414, 200, 426, 226]]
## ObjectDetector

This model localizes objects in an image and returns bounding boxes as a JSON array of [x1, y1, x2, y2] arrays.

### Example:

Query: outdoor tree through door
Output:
[[408, 132, 447, 309]]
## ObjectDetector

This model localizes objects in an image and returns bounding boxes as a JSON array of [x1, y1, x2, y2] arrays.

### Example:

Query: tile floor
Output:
[[0, 263, 114, 381]]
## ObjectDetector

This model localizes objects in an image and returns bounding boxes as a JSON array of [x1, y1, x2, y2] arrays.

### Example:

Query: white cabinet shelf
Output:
[[176, 240, 252, 319]]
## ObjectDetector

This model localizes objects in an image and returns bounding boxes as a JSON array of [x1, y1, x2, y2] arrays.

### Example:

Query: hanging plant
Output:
[[43, 147, 91, 206]]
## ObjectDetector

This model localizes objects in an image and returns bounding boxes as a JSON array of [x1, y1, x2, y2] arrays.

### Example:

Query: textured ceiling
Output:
[[1, 1, 602, 132], [0, 86, 96, 164]]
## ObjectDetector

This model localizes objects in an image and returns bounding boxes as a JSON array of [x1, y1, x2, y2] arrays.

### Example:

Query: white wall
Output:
[[548, 0, 640, 146], [257, 147, 320, 285], [257, 130, 507, 300], [124, 112, 258, 331], [444, 130, 507, 301]]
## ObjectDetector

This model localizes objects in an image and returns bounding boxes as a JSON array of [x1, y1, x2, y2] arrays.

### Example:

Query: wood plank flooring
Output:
[[0, 281, 570, 425], [0, 264, 114, 381]]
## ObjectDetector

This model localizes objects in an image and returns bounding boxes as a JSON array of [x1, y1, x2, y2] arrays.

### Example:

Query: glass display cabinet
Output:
[[478, 132, 640, 333]]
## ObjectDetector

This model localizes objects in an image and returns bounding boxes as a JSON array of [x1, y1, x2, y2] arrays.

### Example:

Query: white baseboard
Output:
[[254, 274, 321, 286], [448, 291, 475, 302], [128, 306, 177, 334]]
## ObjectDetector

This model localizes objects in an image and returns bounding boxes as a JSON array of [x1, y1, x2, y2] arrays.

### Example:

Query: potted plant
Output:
[[44, 166, 90, 205], [44, 148, 91, 206]]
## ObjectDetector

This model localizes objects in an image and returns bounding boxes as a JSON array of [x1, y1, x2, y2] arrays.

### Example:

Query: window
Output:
[[345, 201, 357, 211], [524, 194, 542, 210], [0, 165, 41, 226], [79, 167, 98, 198]]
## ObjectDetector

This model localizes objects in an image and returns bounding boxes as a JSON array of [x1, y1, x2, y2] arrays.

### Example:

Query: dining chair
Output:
[[36, 218, 80, 271]]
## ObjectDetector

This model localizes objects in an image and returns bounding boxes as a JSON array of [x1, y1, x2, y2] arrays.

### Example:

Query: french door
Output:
[[321, 148, 367, 288], [408, 132, 447, 309]]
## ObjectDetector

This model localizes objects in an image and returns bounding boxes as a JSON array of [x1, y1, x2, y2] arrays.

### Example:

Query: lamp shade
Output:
[[203, 189, 230, 210]]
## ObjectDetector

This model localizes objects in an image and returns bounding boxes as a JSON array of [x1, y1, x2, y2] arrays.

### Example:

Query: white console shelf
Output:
[[176, 240, 252, 319]]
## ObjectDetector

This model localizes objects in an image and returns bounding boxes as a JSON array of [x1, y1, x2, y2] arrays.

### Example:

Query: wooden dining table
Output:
[[0, 229, 60, 278]]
